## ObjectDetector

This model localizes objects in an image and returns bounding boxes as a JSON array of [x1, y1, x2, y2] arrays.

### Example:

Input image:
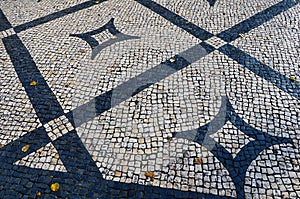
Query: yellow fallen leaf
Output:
[[290, 76, 296, 82], [22, 144, 30, 152], [145, 171, 155, 181], [49, 70, 56, 75], [111, 35, 117, 39], [239, 34, 245, 39], [36, 192, 41, 196], [50, 182, 60, 192], [30, 81, 37, 86], [195, 157, 202, 165], [169, 58, 175, 63], [95, 0, 99, 4]]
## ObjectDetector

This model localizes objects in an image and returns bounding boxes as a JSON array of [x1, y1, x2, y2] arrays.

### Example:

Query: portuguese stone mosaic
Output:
[[0, 0, 299, 198]]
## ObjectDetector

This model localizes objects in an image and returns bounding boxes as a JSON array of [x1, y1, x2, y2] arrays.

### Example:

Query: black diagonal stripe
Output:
[[219, 44, 300, 100], [13, 0, 103, 33], [66, 43, 214, 127], [51, 130, 103, 175], [3, 34, 65, 124], [135, 0, 214, 41], [0, 9, 12, 31], [175, 96, 293, 198], [217, 0, 299, 42], [0, 162, 235, 198], [0, 127, 51, 165]]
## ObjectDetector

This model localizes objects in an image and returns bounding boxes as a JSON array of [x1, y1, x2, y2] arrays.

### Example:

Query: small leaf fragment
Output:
[[36, 192, 41, 197], [145, 171, 155, 181], [111, 35, 117, 39], [169, 58, 175, 63], [22, 144, 30, 152], [95, 0, 99, 4], [239, 34, 245, 39], [290, 76, 296, 82], [50, 182, 60, 192], [185, 20, 190, 24], [79, 49, 86, 53], [0, 144, 3, 149], [30, 81, 37, 86], [49, 70, 56, 75], [194, 157, 202, 165], [167, 137, 173, 142]]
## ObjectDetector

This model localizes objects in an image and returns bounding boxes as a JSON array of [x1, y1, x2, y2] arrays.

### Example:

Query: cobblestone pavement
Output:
[[0, 0, 299, 198]]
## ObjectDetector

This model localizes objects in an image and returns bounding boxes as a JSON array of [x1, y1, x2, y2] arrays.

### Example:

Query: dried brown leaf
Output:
[[145, 171, 155, 181], [195, 157, 202, 165], [30, 81, 37, 86], [22, 144, 30, 152]]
